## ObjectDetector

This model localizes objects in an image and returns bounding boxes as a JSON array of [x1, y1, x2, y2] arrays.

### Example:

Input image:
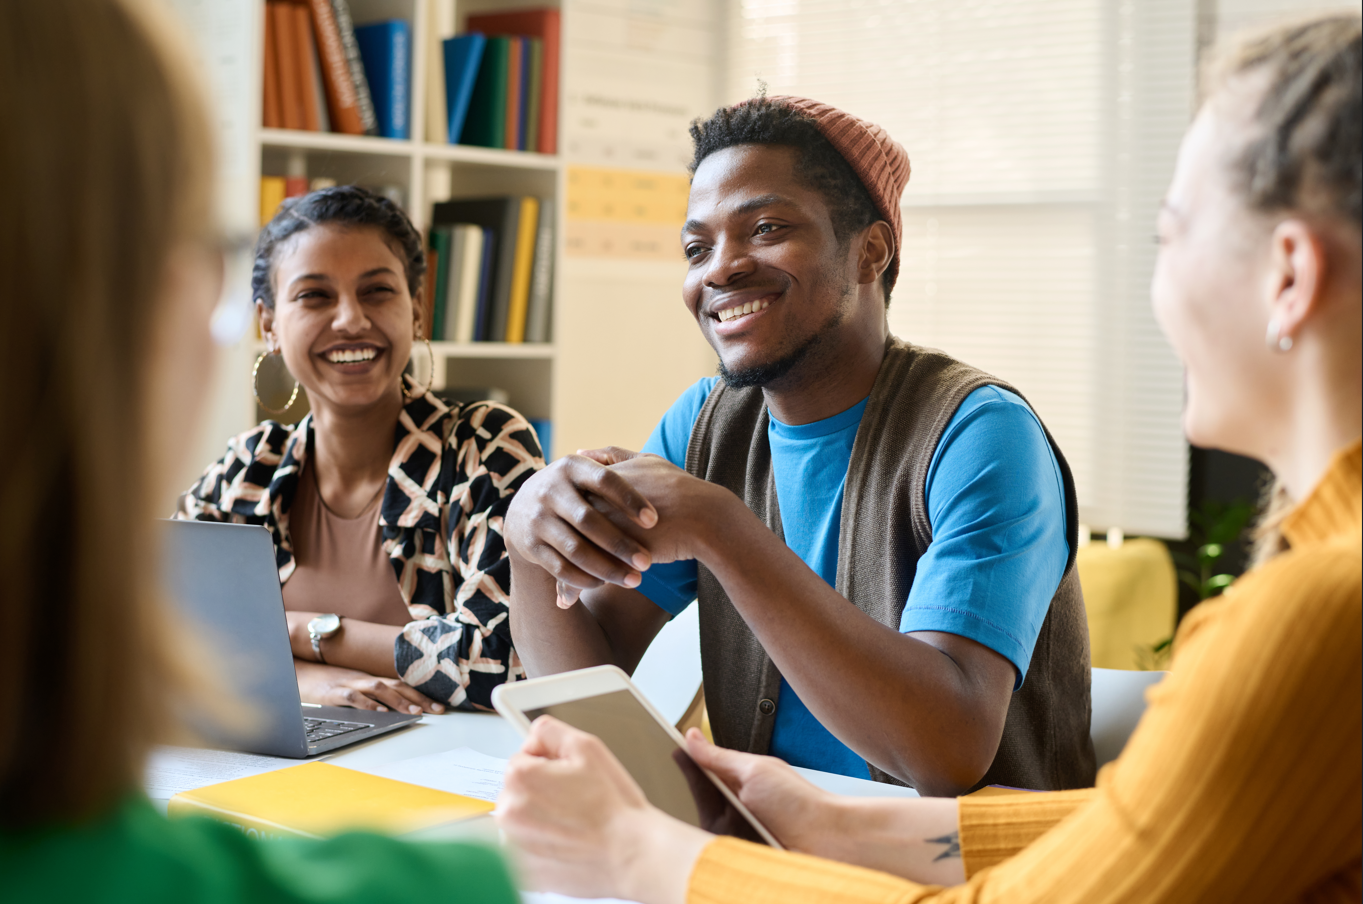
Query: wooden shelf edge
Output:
[[261, 128, 414, 156], [260, 128, 561, 173], [418, 142, 561, 171], [431, 342, 555, 360], [249, 341, 555, 361]]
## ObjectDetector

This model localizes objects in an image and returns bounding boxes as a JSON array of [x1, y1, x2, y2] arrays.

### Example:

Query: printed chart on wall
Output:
[[566, 167, 690, 261], [563, 0, 719, 261]]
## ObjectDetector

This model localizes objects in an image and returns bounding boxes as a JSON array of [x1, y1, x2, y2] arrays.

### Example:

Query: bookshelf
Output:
[[174, 0, 721, 493], [244, 0, 566, 446]]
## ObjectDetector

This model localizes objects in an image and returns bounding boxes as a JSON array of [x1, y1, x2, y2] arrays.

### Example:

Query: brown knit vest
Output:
[[686, 337, 1095, 792]]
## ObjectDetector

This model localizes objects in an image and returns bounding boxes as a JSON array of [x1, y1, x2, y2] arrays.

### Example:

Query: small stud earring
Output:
[[1265, 317, 1294, 352]]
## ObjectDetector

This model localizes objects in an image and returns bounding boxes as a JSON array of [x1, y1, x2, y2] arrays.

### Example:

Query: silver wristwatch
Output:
[[306, 613, 342, 664]]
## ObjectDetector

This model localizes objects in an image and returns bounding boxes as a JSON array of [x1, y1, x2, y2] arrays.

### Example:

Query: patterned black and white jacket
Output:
[[177, 383, 545, 710]]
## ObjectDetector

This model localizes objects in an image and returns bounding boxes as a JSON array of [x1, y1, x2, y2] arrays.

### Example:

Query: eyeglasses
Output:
[[209, 231, 260, 347]]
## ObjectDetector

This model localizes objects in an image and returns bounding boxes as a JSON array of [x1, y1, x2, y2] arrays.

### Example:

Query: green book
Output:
[[462, 36, 509, 149], [431, 227, 454, 339], [525, 38, 542, 154]]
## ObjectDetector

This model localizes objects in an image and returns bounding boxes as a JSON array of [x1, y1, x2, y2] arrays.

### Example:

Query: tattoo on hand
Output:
[[926, 831, 961, 862]]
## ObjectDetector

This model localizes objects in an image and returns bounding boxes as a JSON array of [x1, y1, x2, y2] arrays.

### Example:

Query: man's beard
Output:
[[716, 280, 851, 389], [717, 325, 827, 388]]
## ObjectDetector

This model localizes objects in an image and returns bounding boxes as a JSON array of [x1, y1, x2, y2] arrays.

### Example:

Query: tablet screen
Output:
[[526, 690, 769, 844]]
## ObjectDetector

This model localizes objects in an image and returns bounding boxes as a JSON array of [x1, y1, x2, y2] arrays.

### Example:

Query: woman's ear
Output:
[[413, 292, 424, 339], [255, 299, 276, 352], [1264, 219, 1325, 344]]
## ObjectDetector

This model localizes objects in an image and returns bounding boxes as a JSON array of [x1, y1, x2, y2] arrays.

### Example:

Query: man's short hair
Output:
[[688, 98, 893, 303]]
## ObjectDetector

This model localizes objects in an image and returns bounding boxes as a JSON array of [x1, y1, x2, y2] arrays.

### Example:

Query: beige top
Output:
[[281, 464, 412, 626]]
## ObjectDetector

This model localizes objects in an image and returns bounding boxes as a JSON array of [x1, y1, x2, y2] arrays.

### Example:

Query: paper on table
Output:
[[365, 746, 508, 802], [522, 894, 639, 904], [144, 746, 297, 800]]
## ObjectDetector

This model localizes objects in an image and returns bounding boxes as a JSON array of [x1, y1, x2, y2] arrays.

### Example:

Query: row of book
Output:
[[260, 175, 328, 226], [437, 8, 560, 153], [263, 0, 410, 139], [262, 1, 560, 155], [258, 175, 402, 227], [423, 197, 555, 345]]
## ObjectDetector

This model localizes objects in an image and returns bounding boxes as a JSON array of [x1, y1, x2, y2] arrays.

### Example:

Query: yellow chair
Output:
[[1076, 538, 1178, 671]]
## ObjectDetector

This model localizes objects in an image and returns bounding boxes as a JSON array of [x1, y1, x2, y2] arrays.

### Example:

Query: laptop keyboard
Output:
[[304, 717, 368, 744]]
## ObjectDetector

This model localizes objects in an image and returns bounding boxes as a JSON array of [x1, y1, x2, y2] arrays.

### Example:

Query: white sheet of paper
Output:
[[364, 746, 508, 802], [144, 746, 297, 800]]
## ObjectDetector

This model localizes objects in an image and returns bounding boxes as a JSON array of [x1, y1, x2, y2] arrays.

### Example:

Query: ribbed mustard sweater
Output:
[[689, 442, 1362, 904]]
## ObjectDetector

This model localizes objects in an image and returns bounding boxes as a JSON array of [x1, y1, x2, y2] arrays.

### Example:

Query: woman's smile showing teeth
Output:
[[326, 347, 379, 364]]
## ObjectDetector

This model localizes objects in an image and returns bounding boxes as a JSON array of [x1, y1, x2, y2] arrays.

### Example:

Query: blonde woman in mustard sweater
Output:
[[495, 13, 1361, 904]]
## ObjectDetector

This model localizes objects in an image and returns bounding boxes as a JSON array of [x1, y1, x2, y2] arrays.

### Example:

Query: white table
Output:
[[150, 711, 918, 902], [148, 710, 918, 807], [325, 710, 919, 798]]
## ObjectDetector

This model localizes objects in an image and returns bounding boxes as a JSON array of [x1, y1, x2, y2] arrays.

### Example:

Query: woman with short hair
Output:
[[495, 13, 1362, 904], [178, 185, 544, 716], [0, 1, 517, 899]]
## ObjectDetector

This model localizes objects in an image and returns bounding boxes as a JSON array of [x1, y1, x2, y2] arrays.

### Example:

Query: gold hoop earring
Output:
[[403, 336, 435, 399], [253, 351, 301, 415]]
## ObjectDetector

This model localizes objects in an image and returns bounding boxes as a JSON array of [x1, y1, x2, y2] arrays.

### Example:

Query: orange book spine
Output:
[[504, 38, 522, 152], [262, 6, 283, 128], [307, 0, 365, 135], [292, 3, 321, 131], [538, 13, 559, 154], [271, 3, 304, 130]]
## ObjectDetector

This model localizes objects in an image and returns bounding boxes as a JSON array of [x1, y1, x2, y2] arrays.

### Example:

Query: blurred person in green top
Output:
[[0, 1, 518, 901]]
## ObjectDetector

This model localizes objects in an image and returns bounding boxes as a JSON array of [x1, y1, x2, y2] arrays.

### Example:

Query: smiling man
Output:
[[505, 97, 1095, 796]]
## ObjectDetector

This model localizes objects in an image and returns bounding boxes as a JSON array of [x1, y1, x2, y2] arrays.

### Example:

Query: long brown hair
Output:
[[1202, 12, 1362, 564], [0, 0, 214, 825]]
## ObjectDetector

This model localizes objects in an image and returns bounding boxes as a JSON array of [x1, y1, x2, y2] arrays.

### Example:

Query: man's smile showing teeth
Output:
[[327, 347, 378, 363], [716, 298, 772, 323]]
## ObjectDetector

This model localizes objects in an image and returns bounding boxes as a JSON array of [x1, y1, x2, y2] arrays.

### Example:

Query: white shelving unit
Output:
[[175, 0, 722, 486], [248, 0, 565, 446]]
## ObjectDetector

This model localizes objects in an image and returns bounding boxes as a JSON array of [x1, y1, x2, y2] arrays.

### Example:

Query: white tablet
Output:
[[492, 665, 782, 847]]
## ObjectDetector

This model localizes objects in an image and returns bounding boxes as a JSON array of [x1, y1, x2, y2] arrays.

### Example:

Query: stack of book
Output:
[[263, 0, 410, 140], [258, 174, 338, 226], [424, 197, 555, 344], [436, 9, 560, 154], [258, 172, 403, 228]]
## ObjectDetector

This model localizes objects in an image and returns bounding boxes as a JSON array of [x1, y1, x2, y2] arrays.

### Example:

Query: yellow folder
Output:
[[168, 761, 495, 840]]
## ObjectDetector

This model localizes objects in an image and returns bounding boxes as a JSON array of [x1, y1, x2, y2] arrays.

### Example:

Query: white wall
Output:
[[727, 0, 1195, 537], [553, 0, 723, 454], [160, 0, 261, 496]]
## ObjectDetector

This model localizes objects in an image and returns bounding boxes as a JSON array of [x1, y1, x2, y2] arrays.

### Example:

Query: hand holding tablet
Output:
[[492, 665, 782, 847]]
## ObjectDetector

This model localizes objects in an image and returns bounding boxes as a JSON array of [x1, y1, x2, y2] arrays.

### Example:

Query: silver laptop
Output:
[[159, 519, 420, 758]]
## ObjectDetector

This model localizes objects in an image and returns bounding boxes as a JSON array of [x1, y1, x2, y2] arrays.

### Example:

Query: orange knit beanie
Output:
[[761, 96, 911, 290]]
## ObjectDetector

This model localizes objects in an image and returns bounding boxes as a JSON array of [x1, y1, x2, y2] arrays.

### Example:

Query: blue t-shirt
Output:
[[637, 378, 1069, 778]]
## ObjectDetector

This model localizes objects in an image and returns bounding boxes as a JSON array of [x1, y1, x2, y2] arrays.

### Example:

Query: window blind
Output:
[[727, 0, 1196, 537]]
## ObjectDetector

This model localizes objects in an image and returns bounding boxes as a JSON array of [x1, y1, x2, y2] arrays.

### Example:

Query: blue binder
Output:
[[443, 33, 487, 144], [354, 19, 411, 140]]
